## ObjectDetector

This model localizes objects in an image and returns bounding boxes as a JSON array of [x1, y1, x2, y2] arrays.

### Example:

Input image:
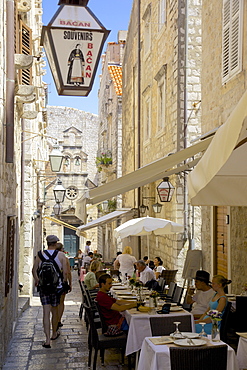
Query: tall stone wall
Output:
[[122, 0, 203, 280]]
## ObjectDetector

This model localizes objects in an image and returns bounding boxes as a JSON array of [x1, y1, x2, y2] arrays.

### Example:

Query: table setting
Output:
[[137, 335, 239, 370]]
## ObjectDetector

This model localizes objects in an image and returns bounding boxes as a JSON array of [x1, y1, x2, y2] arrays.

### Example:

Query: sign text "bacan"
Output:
[[59, 19, 91, 27]]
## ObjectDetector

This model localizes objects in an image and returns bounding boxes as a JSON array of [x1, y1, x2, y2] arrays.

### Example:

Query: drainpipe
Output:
[[6, 0, 15, 163], [21, 119, 25, 221], [137, 0, 141, 259], [183, 0, 191, 248]]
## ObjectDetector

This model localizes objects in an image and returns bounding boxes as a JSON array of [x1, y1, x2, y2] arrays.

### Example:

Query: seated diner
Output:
[[96, 273, 137, 330], [195, 274, 231, 334]]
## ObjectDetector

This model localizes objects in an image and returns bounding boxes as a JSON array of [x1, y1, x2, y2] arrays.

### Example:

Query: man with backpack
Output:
[[32, 235, 68, 348]]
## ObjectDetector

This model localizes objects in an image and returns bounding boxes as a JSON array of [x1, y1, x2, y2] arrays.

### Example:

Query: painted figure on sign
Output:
[[67, 44, 85, 85]]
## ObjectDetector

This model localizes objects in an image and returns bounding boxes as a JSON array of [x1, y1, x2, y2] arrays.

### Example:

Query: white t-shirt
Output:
[[140, 266, 155, 285], [154, 265, 165, 278], [191, 288, 215, 315], [115, 253, 137, 277]]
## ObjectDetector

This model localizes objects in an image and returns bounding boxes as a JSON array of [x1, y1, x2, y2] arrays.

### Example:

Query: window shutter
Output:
[[19, 20, 32, 85], [222, 0, 243, 83]]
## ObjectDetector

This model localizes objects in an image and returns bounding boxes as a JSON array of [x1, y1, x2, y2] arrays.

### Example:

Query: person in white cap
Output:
[[32, 235, 68, 348]]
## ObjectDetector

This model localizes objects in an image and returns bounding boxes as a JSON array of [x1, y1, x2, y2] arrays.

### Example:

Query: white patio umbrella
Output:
[[113, 216, 183, 239]]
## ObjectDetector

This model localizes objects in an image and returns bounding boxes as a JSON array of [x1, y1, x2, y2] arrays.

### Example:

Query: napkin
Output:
[[236, 332, 247, 339], [149, 336, 174, 345]]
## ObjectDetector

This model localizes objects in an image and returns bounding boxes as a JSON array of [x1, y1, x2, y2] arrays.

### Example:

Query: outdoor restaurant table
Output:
[[236, 335, 247, 370], [137, 337, 239, 370], [124, 308, 194, 356]]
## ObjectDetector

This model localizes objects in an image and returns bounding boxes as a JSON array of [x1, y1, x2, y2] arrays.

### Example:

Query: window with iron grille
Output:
[[5, 216, 16, 297], [222, 0, 243, 83], [19, 20, 32, 85]]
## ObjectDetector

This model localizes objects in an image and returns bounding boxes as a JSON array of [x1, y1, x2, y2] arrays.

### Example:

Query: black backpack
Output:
[[38, 250, 62, 294]]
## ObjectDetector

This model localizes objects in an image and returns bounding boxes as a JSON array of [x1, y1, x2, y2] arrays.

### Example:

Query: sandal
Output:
[[42, 343, 51, 348], [51, 332, 60, 340]]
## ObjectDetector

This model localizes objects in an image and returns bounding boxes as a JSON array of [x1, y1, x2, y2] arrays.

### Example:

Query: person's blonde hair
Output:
[[123, 246, 132, 255], [213, 275, 232, 287], [90, 260, 101, 273]]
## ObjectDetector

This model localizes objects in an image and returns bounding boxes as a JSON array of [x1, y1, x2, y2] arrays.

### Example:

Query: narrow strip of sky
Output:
[[42, 0, 133, 115]]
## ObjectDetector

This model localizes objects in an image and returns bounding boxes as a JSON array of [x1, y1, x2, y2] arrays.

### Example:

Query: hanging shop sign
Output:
[[41, 4, 110, 96]]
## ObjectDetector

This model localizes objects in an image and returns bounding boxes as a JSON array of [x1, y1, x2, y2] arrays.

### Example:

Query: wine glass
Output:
[[198, 322, 208, 338], [171, 321, 184, 339]]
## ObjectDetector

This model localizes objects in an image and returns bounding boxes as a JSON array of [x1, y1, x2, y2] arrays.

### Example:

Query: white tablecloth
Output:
[[124, 309, 194, 356], [137, 337, 239, 370], [237, 337, 247, 370]]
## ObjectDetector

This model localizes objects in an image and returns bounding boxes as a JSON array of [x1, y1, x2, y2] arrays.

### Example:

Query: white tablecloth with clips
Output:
[[137, 337, 239, 370], [124, 309, 194, 356]]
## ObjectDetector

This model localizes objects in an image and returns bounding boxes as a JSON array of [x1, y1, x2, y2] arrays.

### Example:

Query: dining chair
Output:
[[181, 293, 192, 312], [110, 269, 121, 280], [83, 304, 130, 370], [158, 277, 166, 292], [94, 299, 108, 334], [172, 286, 184, 305], [150, 314, 192, 336], [236, 296, 247, 332], [161, 270, 178, 286], [220, 301, 232, 343], [169, 344, 227, 370], [160, 281, 177, 300], [79, 281, 101, 329]]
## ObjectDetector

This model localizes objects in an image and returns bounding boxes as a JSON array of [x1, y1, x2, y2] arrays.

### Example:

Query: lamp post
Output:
[[157, 177, 175, 202], [53, 178, 66, 203], [49, 144, 64, 172]]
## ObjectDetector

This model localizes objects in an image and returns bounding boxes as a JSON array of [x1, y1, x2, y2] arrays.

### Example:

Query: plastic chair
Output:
[[150, 314, 192, 336], [83, 304, 129, 370], [169, 344, 227, 370]]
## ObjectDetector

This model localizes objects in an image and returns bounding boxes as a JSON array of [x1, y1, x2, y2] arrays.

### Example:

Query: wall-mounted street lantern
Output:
[[157, 177, 175, 202], [101, 200, 109, 212], [41, 0, 110, 96], [49, 144, 64, 172], [152, 202, 162, 213], [53, 201, 63, 216], [53, 178, 66, 203], [139, 204, 148, 214]]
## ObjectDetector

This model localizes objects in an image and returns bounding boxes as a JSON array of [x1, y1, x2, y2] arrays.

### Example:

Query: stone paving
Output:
[[3, 270, 131, 369]]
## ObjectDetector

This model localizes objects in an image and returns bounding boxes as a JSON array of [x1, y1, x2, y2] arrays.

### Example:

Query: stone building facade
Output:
[[96, 33, 132, 260], [121, 0, 204, 277], [199, 0, 247, 293], [0, 0, 47, 366], [43, 106, 99, 255]]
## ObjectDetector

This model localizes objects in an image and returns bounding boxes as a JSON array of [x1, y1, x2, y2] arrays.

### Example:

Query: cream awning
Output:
[[188, 90, 247, 206], [82, 137, 213, 206], [76, 209, 132, 236], [45, 216, 87, 237]]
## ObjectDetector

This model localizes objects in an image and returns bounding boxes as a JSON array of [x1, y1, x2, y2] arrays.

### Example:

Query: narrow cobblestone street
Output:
[[3, 270, 130, 369]]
